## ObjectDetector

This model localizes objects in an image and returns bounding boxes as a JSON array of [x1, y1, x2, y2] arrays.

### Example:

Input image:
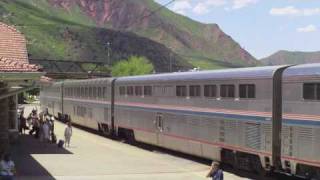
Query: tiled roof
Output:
[[0, 57, 40, 72], [0, 22, 28, 62]]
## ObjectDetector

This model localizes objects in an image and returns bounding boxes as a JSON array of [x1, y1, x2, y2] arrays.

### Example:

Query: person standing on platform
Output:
[[18, 110, 27, 134], [0, 153, 16, 180], [42, 120, 50, 143], [206, 161, 223, 180], [64, 122, 72, 148]]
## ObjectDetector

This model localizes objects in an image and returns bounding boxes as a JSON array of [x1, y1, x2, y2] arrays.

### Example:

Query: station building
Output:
[[0, 22, 43, 155]]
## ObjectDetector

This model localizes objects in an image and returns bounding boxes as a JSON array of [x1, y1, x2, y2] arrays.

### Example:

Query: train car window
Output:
[[135, 86, 143, 96], [89, 87, 93, 98], [103, 87, 106, 98], [93, 87, 97, 98], [98, 87, 102, 98], [77, 88, 80, 97], [81, 87, 84, 98], [85, 87, 89, 98], [119, 86, 126, 96], [317, 85, 320, 100], [303, 83, 318, 100], [220, 85, 235, 98], [144, 86, 152, 96], [176, 85, 187, 97], [189, 85, 201, 97], [127, 86, 134, 96], [239, 84, 255, 98], [204, 85, 216, 97]]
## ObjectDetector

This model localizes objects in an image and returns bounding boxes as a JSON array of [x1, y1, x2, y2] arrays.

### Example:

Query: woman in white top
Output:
[[42, 121, 50, 143], [64, 122, 72, 147], [0, 153, 15, 180]]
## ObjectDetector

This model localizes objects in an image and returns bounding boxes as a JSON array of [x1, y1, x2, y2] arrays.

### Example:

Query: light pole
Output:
[[107, 42, 111, 65], [168, 47, 173, 73], [169, 52, 172, 73]]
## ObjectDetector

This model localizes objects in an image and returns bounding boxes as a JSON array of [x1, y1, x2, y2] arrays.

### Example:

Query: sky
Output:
[[155, 0, 320, 59]]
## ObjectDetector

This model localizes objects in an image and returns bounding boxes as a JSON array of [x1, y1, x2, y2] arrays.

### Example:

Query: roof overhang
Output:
[[0, 72, 44, 100], [0, 72, 44, 82]]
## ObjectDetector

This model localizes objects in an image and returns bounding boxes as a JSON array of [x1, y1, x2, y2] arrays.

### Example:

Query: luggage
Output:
[[58, 140, 64, 148]]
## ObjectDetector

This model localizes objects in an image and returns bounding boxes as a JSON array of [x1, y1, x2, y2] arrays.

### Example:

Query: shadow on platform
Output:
[[11, 134, 72, 180]]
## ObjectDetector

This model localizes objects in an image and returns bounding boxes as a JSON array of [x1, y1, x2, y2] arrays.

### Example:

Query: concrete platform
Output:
[[11, 104, 247, 180]]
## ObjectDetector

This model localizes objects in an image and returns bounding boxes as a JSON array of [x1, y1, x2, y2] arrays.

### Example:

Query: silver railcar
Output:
[[40, 64, 320, 179]]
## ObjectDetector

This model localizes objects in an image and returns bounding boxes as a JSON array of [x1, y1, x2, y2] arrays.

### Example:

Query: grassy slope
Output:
[[0, 0, 96, 60], [0, 0, 242, 70], [136, 0, 252, 69], [261, 50, 320, 65]]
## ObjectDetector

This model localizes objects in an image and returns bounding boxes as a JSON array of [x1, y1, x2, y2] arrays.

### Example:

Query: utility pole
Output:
[[169, 52, 172, 73], [107, 42, 111, 65], [169, 47, 173, 73]]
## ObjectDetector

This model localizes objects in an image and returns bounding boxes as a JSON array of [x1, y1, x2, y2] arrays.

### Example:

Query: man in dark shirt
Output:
[[206, 161, 223, 180]]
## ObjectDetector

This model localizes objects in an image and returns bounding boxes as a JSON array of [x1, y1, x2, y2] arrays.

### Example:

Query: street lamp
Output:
[[106, 42, 111, 65], [168, 47, 173, 73]]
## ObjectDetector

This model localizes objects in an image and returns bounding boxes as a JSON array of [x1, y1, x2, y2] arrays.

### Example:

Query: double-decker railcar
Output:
[[40, 64, 320, 179], [281, 64, 320, 177], [114, 65, 286, 174]]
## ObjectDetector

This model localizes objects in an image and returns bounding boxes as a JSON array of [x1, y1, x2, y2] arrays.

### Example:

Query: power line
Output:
[[123, 0, 176, 29]]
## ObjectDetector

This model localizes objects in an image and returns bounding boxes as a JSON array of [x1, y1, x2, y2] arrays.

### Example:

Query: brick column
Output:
[[0, 82, 9, 155]]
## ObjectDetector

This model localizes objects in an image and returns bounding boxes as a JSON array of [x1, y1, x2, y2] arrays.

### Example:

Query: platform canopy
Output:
[[0, 57, 43, 99]]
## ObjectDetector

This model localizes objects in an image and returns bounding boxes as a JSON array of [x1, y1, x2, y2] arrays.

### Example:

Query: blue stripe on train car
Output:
[[116, 104, 320, 126]]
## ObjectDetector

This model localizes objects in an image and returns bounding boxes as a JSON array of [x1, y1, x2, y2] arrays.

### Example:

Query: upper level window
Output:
[[204, 85, 217, 98], [93, 87, 97, 97], [135, 86, 143, 96], [119, 86, 126, 96], [77, 87, 81, 97], [220, 84, 235, 98], [98, 87, 102, 98], [81, 87, 84, 97], [239, 84, 255, 98], [103, 87, 107, 98], [144, 86, 152, 96], [89, 87, 93, 98], [189, 85, 201, 97], [176, 85, 187, 97], [85, 87, 89, 98], [127, 86, 134, 96], [303, 83, 320, 100]]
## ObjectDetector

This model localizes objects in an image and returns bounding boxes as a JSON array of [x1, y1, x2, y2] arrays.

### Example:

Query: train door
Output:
[[155, 113, 165, 146]]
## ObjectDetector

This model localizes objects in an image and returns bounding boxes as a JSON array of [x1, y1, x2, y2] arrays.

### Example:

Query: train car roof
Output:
[[63, 78, 114, 86], [284, 63, 320, 77], [116, 65, 288, 83]]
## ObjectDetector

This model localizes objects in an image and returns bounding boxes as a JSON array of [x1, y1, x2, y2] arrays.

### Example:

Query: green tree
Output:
[[111, 56, 154, 77]]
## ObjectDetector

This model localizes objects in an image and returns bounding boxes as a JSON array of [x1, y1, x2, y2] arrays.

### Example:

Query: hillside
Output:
[[0, 0, 258, 71], [261, 50, 320, 65]]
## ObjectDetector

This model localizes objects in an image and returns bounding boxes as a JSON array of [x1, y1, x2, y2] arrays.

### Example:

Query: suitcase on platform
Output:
[[58, 140, 64, 148]]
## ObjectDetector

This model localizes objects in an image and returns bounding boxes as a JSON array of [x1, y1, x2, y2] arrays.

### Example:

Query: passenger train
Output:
[[40, 64, 320, 179]]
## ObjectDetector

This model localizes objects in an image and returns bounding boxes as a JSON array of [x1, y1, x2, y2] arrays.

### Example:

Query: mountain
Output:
[[0, 0, 258, 72], [261, 50, 320, 65]]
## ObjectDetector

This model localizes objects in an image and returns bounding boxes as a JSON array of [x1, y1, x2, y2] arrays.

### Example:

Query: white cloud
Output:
[[297, 24, 317, 33], [193, 3, 209, 14], [232, 0, 258, 9], [270, 6, 320, 16], [206, 0, 227, 7], [169, 0, 258, 15], [192, 0, 227, 15], [171, 0, 192, 15]]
